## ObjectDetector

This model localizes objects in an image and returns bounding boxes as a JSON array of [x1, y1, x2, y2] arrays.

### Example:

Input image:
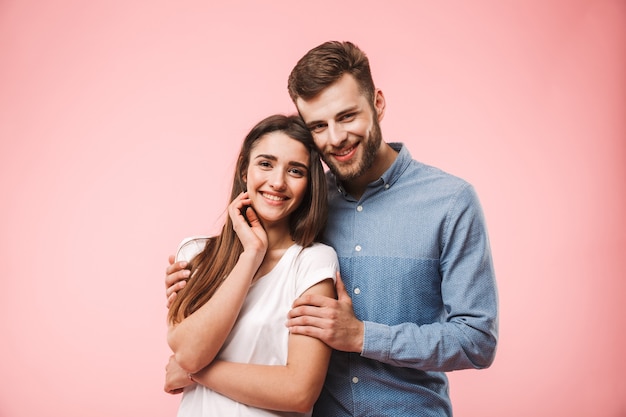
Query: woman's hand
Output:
[[164, 355, 195, 395], [228, 192, 268, 257]]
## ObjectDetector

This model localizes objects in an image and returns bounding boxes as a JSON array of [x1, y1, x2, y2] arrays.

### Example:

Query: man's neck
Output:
[[343, 142, 399, 199]]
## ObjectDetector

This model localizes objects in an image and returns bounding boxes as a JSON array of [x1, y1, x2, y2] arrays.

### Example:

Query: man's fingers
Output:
[[291, 293, 334, 309], [166, 292, 177, 309], [288, 324, 320, 338], [164, 259, 190, 306], [287, 314, 327, 332], [335, 271, 349, 299], [165, 266, 190, 289], [166, 277, 187, 297], [287, 303, 334, 326], [165, 260, 188, 278]]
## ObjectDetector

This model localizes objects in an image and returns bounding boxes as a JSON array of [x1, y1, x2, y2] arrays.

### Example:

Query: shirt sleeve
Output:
[[294, 244, 339, 297], [361, 184, 499, 371]]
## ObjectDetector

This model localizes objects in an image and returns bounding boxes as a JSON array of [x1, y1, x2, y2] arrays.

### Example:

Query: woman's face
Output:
[[243, 131, 310, 228]]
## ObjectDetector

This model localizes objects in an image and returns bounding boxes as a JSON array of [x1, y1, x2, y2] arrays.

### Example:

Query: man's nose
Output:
[[328, 122, 347, 147]]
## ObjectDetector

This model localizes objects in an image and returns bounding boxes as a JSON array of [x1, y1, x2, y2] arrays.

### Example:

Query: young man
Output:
[[166, 41, 498, 417]]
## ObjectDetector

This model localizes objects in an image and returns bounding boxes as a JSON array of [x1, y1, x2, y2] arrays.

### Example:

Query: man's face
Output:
[[295, 74, 383, 182]]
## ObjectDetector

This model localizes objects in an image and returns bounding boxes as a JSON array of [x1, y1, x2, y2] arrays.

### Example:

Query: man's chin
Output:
[[328, 165, 360, 182], [324, 155, 360, 180]]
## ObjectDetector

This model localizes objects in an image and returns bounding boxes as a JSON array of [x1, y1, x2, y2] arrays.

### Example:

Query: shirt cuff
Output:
[[361, 321, 391, 361]]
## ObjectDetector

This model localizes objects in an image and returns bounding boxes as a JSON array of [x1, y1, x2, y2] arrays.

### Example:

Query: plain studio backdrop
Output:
[[1, 1, 624, 416]]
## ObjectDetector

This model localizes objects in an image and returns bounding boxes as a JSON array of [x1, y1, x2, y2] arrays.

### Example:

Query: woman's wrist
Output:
[[239, 248, 265, 266]]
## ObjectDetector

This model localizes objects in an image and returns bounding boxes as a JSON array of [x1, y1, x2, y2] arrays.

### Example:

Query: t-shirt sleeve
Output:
[[175, 236, 210, 262], [294, 243, 339, 297]]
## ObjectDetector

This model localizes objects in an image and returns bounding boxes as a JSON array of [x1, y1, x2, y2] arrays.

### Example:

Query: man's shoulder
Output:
[[392, 142, 471, 187], [406, 158, 472, 191]]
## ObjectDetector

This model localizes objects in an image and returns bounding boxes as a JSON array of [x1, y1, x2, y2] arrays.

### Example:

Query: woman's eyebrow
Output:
[[254, 154, 277, 161], [254, 154, 309, 169]]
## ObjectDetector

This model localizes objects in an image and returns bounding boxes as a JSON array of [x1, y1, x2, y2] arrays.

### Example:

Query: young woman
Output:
[[164, 114, 338, 417]]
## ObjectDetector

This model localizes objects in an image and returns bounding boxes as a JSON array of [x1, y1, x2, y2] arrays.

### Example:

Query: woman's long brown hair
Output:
[[167, 114, 328, 325]]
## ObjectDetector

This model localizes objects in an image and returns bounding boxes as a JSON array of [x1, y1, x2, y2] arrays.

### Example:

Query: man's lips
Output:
[[331, 144, 358, 163]]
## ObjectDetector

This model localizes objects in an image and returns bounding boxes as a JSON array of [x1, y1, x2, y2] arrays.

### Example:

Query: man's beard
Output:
[[323, 119, 382, 182]]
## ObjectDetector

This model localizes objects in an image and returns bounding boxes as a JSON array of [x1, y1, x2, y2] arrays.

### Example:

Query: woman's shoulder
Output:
[[175, 235, 211, 262], [295, 243, 339, 269], [300, 242, 337, 257], [292, 243, 339, 291]]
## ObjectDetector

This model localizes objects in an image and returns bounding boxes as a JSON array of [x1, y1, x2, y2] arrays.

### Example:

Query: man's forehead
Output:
[[296, 76, 363, 122]]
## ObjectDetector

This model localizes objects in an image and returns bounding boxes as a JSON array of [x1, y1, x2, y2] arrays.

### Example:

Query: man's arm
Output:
[[288, 185, 498, 372], [287, 272, 364, 353]]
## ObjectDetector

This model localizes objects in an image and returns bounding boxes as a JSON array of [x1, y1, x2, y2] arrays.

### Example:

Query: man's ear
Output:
[[374, 88, 386, 122]]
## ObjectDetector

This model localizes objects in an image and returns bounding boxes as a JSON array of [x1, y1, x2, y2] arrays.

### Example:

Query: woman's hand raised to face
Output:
[[228, 192, 268, 258]]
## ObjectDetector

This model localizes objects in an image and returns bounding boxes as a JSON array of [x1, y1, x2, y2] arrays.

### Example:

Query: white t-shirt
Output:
[[176, 241, 339, 417]]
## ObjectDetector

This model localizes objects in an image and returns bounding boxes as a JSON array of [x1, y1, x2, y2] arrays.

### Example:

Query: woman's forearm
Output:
[[193, 335, 330, 413], [188, 279, 336, 412], [167, 250, 263, 373]]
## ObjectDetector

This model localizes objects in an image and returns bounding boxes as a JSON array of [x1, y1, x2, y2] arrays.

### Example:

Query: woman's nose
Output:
[[269, 172, 287, 190]]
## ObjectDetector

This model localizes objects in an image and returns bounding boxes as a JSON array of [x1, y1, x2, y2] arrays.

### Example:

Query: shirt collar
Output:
[[379, 142, 411, 188], [332, 142, 412, 197]]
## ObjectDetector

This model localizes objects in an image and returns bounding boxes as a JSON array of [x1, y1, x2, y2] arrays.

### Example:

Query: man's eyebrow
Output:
[[336, 106, 359, 117], [304, 119, 324, 129], [305, 106, 360, 128]]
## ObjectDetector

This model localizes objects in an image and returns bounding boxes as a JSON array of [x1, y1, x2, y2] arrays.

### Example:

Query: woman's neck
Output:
[[253, 227, 294, 282], [264, 224, 294, 251]]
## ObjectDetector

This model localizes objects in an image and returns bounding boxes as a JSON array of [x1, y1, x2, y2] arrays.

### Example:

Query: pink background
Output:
[[1, 1, 625, 416]]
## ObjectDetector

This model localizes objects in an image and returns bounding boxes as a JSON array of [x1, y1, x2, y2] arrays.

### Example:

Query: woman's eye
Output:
[[289, 168, 305, 177]]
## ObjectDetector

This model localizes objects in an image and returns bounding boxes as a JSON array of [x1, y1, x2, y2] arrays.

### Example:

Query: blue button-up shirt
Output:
[[313, 143, 498, 417]]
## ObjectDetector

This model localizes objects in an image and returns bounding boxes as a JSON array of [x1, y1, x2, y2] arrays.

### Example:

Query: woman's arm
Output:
[[167, 249, 264, 373], [191, 278, 336, 413], [167, 193, 267, 373]]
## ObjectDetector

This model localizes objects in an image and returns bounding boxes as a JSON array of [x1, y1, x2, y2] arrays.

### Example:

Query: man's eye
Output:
[[310, 123, 326, 133], [340, 113, 355, 122]]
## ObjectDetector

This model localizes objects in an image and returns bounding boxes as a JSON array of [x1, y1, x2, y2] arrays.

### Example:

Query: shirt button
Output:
[[356, 205, 363, 212], [384, 183, 390, 189], [352, 377, 359, 384], [355, 245, 362, 252], [354, 288, 361, 295]]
